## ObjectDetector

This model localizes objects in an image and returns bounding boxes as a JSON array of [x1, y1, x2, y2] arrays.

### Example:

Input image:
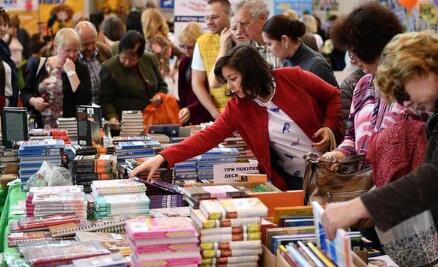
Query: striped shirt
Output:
[[337, 74, 409, 156]]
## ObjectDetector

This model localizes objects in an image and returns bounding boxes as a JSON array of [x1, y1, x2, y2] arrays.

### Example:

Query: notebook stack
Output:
[[91, 179, 149, 218], [120, 110, 144, 136], [196, 147, 238, 181], [192, 198, 268, 266], [126, 217, 201, 267], [143, 180, 184, 209], [58, 117, 78, 140], [115, 141, 159, 163], [72, 155, 117, 193], [18, 139, 64, 187], [221, 132, 255, 162], [0, 146, 19, 182], [174, 157, 198, 181], [25, 186, 87, 220], [182, 185, 247, 208]]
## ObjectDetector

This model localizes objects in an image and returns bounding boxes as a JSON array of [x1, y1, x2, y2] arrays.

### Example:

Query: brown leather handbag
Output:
[[303, 152, 374, 206]]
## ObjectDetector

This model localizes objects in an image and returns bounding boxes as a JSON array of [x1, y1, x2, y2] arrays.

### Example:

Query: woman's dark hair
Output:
[[89, 11, 104, 32], [119, 30, 145, 58], [0, 7, 9, 26], [214, 44, 273, 99], [339, 2, 403, 64], [263, 15, 305, 41], [126, 10, 143, 35], [101, 16, 125, 42]]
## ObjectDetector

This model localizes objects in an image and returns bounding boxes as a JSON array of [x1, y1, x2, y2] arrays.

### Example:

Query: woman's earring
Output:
[[285, 43, 288, 49]]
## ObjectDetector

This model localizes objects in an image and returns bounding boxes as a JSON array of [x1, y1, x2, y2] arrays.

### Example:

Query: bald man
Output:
[[75, 21, 112, 104]]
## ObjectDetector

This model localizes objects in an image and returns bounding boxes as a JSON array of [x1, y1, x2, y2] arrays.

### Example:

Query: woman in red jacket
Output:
[[131, 45, 342, 190]]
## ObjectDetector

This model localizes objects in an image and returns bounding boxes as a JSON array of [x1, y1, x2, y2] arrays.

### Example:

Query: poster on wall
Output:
[[2, 0, 38, 10], [273, 0, 313, 16], [160, 0, 174, 9]]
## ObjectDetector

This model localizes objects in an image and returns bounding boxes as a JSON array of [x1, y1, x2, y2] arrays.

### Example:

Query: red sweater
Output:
[[161, 67, 342, 190]]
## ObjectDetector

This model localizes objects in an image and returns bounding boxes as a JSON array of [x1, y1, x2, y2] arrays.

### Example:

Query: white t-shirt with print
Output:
[[255, 97, 315, 178]]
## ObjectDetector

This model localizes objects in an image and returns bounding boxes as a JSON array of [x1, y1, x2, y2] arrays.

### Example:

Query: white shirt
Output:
[[191, 43, 205, 71], [255, 96, 315, 178]]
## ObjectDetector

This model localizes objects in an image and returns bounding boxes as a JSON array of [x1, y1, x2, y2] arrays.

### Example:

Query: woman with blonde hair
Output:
[[141, 8, 182, 83], [21, 27, 91, 128], [177, 22, 212, 125], [301, 14, 323, 51]]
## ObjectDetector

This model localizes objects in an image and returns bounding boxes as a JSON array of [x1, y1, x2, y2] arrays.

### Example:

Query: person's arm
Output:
[[192, 69, 220, 119], [64, 58, 80, 92], [131, 101, 237, 177], [191, 43, 220, 119], [323, 162, 438, 240], [99, 63, 118, 121], [296, 68, 342, 133], [148, 54, 168, 94], [20, 57, 39, 108], [361, 162, 438, 231], [71, 62, 92, 105]]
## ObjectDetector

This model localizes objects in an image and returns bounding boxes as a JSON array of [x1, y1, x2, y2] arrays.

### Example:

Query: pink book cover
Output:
[[126, 217, 197, 240], [131, 241, 199, 254], [132, 256, 201, 267]]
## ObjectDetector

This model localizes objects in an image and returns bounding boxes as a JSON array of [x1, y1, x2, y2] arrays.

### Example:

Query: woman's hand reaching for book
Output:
[[322, 197, 371, 240], [129, 154, 165, 181]]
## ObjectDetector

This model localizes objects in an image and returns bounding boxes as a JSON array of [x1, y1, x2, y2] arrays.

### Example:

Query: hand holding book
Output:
[[321, 197, 371, 240], [130, 154, 166, 181]]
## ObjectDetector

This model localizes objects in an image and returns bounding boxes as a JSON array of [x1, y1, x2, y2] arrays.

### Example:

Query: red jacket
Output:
[[161, 67, 342, 190]]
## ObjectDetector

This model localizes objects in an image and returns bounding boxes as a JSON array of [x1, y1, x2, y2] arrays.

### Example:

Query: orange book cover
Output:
[[250, 190, 304, 217]]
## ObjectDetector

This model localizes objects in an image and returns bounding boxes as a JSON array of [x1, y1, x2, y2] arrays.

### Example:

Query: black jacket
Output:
[[362, 109, 438, 231], [20, 57, 92, 128]]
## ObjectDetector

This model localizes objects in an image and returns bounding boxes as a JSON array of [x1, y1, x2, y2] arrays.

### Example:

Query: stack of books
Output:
[[126, 217, 201, 267], [182, 185, 247, 208], [0, 146, 18, 182], [192, 198, 268, 266], [20, 241, 111, 266], [18, 139, 65, 187], [58, 117, 78, 140], [221, 132, 255, 162], [25, 186, 87, 220], [72, 155, 117, 193], [75, 231, 131, 256], [115, 141, 159, 163], [196, 147, 238, 181], [143, 180, 184, 209], [91, 179, 149, 218], [120, 110, 144, 136], [174, 157, 198, 181]]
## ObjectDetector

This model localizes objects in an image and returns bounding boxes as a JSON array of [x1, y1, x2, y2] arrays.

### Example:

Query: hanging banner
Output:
[[274, 0, 313, 16]]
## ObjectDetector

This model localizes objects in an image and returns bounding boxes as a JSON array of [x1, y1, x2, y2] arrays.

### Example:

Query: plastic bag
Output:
[[143, 92, 180, 132], [24, 161, 72, 191], [375, 210, 438, 266]]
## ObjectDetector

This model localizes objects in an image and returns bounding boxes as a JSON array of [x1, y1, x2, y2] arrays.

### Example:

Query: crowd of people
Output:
[[0, 0, 437, 256]]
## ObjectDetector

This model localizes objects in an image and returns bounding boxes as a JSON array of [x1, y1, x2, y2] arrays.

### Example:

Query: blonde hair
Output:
[[54, 27, 80, 51], [283, 9, 299, 20], [178, 22, 203, 45], [301, 14, 317, 33], [141, 8, 169, 39], [376, 31, 438, 102]]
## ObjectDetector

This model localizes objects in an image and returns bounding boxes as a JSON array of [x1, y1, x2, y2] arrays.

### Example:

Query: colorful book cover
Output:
[[311, 201, 352, 267], [126, 217, 197, 240]]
